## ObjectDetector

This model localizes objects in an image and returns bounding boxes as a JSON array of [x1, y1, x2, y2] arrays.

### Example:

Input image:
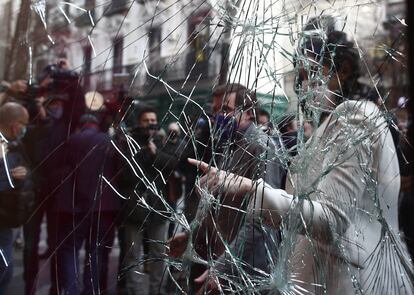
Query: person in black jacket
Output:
[[0, 102, 33, 295], [118, 105, 179, 295], [22, 95, 73, 295]]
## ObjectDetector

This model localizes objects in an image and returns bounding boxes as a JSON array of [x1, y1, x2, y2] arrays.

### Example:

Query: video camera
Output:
[[25, 63, 79, 100], [128, 123, 160, 137]]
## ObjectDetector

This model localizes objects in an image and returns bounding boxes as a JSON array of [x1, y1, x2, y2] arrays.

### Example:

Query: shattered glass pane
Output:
[[0, 0, 412, 294]]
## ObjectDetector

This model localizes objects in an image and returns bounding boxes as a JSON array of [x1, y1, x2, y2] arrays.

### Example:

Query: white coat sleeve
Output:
[[248, 180, 329, 231]]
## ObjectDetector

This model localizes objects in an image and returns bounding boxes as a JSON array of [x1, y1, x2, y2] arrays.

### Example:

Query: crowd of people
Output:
[[0, 26, 413, 295]]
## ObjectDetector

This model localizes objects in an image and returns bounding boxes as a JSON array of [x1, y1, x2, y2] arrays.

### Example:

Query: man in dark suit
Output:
[[53, 114, 119, 295]]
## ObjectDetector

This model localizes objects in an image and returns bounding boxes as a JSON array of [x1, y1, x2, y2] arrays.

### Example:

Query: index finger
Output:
[[188, 158, 210, 173]]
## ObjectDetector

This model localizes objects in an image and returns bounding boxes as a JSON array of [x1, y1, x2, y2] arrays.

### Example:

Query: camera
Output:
[[128, 124, 160, 136], [24, 63, 80, 100]]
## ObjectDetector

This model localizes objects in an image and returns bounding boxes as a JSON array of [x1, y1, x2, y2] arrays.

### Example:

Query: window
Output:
[[104, 0, 129, 16], [113, 37, 124, 73], [83, 45, 92, 74], [148, 27, 162, 71], [148, 27, 161, 58]]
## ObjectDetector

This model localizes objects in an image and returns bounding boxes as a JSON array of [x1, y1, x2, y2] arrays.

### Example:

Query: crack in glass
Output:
[[0, 0, 412, 294]]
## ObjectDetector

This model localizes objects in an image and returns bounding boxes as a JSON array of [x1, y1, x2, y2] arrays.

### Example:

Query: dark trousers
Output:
[[54, 211, 116, 295], [23, 201, 57, 295], [0, 228, 13, 295]]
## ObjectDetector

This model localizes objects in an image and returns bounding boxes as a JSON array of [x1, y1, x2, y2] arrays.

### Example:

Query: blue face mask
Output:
[[16, 126, 26, 141], [48, 106, 64, 120], [214, 114, 238, 142]]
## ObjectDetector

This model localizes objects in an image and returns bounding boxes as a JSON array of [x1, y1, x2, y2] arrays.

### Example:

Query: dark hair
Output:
[[79, 114, 99, 126], [303, 16, 336, 34], [277, 114, 296, 134], [325, 31, 359, 74], [136, 105, 157, 122], [213, 83, 257, 111], [296, 29, 360, 97], [257, 108, 270, 120]]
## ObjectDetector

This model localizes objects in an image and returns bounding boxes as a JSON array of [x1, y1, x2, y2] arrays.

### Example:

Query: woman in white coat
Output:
[[189, 31, 414, 294]]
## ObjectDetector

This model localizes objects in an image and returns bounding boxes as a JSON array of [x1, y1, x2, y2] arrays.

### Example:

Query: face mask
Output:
[[130, 124, 159, 138], [258, 123, 272, 135], [48, 106, 64, 120], [148, 124, 160, 131], [214, 114, 238, 141], [168, 131, 179, 140], [16, 126, 27, 141]]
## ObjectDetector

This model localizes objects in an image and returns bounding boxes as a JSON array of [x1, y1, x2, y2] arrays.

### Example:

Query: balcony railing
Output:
[[147, 47, 219, 82], [148, 54, 188, 81], [81, 48, 220, 92], [82, 65, 131, 92]]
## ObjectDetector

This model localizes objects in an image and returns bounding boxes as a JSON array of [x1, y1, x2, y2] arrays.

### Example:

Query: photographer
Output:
[[32, 60, 85, 132], [117, 105, 179, 295], [22, 92, 79, 294], [21, 62, 86, 295]]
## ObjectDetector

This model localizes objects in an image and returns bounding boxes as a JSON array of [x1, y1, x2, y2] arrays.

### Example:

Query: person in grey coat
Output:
[[168, 83, 286, 293]]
